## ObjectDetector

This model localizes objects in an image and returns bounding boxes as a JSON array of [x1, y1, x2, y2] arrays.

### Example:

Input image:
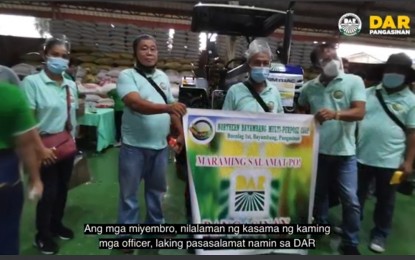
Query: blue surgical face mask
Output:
[[250, 67, 270, 83], [382, 73, 405, 89], [46, 56, 69, 75]]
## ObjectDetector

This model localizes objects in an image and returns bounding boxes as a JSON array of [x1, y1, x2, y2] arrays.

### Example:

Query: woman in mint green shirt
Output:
[[21, 38, 78, 255]]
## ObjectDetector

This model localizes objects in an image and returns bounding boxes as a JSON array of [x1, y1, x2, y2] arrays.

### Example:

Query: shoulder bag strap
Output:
[[134, 67, 168, 104], [64, 85, 73, 132], [375, 89, 407, 132], [243, 81, 270, 113]]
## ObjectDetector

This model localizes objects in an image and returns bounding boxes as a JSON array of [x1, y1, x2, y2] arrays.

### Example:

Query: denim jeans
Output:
[[0, 150, 23, 255], [313, 154, 361, 246], [357, 163, 396, 239], [117, 144, 168, 225]]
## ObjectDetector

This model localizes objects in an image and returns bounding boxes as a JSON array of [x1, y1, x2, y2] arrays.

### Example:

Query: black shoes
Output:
[[339, 245, 361, 255], [34, 227, 74, 255], [33, 234, 59, 255], [52, 226, 74, 240]]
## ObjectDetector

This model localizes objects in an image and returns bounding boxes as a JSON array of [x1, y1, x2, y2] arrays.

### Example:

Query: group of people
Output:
[[113, 36, 415, 255], [0, 33, 414, 256], [0, 38, 84, 255], [220, 39, 415, 255]]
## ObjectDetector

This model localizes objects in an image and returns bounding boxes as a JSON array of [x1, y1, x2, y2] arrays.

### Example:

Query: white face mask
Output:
[[322, 60, 341, 77]]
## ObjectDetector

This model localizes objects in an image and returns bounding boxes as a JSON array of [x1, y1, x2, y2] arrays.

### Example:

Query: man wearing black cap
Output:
[[356, 53, 415, 253]]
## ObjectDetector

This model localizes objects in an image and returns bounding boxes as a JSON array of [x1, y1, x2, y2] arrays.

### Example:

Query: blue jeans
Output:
[[313, 154, 361, 246], [0, 150, 23, 255], [117, 144, 168, 225], [357, 163, 396, 239]]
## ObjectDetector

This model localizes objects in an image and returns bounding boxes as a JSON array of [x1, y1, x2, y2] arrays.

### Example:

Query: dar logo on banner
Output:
[[229, 169, 271, 219]]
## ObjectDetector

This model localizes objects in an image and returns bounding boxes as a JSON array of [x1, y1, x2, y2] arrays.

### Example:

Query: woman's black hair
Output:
[[43, 38, 66, 54]]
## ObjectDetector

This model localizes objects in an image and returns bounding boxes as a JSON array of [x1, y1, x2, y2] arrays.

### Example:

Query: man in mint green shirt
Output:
[[356, 53, 415, 254], [116, 35, 186, 254], [222, 38, 284, 114], [298, 43, 366, 255], [222, 82, 284, 113]]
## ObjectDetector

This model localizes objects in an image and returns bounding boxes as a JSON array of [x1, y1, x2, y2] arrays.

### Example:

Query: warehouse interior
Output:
[[0, 0, 414, 256]]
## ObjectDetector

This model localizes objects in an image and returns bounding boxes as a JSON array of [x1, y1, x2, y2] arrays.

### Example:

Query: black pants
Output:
[[357, 163, 396, 239], [114, 111, 123, 142], [36, 156, 75, 238], [175, 150, 192, 222]]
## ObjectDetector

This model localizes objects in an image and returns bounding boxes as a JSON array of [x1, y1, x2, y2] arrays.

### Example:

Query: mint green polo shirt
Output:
[[222, 80, 284, 113], [20, 70, 79, 135], [298, 73, 366, 156], [116, 68, 175, 150], [357, 84, 415, 169]]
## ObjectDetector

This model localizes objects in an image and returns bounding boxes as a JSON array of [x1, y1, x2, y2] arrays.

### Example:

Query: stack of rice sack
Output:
[[16, 52, 44, 77], [69, 46, 199, 102], [157, 58, 195, 99]]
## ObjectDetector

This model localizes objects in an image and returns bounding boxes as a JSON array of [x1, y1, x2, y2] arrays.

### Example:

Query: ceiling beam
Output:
[[58, 1, 194, 16]]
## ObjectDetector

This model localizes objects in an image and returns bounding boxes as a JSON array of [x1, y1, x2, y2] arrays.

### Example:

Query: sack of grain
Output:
[[12, 63, 37, 77], [157, 64, 167, 70], [82, 74, 99, 84], [89, 52, 106, 58], [76, 67, 87, 78], [107, 69, 121, 78], [71, 45, 94, 52], [104, 53, 122, 59], [78, 56, 97, 63], [177, 58, 192, 65], [95, 58, 115, 65], [20, 53, 42, 62], [180, 71, 193, 77], [180, 64, 193, 71], [165, 70, 181, 84], [164, 62, 182, 70], [101, 82, 117, 93], [113, 59, 133, 66], [97, 65, 112, 71], [120, 53, 132, 59], [71, 52, 89, 58]]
